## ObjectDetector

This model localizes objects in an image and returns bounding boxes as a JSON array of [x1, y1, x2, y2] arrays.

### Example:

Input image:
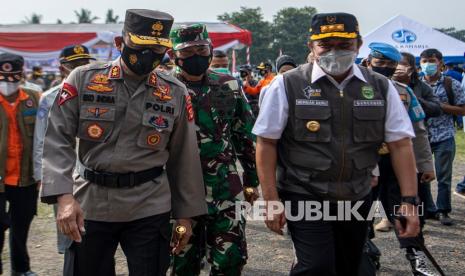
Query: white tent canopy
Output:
[[359, 15, 465, 63]]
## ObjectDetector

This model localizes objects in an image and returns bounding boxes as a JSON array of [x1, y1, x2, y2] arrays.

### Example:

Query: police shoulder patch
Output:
[[185, 94, 194, 122], [58, 83, 78, 106]]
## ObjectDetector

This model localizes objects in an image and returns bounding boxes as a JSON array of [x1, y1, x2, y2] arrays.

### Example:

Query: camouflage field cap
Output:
[[170, 23, 211, 51]]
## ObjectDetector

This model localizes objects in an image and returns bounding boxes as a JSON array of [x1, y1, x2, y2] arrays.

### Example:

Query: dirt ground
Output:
[[2, 165, 464, 275]]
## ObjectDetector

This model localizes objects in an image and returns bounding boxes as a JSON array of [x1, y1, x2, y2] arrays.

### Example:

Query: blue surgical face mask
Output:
[[421, 62, 438, 76]]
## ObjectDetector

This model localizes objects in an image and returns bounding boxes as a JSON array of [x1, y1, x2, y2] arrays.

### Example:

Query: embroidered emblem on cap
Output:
[[306, 121, 320, 132], [87, 123, 104, 139], [1, 63, 12, 72], [152, 21, 164, 36], [74, 45, 85, 54], [149, 115, 169, 129], [326, 16, 337, 24], [147, 133, 161, 146], [361, 86, 375, 99]]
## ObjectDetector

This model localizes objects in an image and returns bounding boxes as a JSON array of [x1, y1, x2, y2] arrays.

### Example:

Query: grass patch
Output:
[[455, 130, 465, 161]]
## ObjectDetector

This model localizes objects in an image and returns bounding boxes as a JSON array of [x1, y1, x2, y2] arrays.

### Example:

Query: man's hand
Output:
[[171, 218, 193, 255], [57, 194, 85, 242], [420, 171, 436, 183], [264, 200, 286, 235], [395, 203, 420, 238], [244, 186, 259, 204]]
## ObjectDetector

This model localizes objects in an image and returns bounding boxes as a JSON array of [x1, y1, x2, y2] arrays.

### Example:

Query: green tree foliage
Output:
[[272, 7, 317, 64], [74, 8, 99, 24], [23, 13, 42, 24], [437, 27, 465, 43], [105, 9, 120, 24], [218, 7, 273, 66]]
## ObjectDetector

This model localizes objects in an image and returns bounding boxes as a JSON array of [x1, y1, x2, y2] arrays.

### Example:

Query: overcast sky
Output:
[[1, 0, 464, 34]]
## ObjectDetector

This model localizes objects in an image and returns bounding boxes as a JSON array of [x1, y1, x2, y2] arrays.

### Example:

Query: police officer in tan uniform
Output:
[[40, 9, 206, 276]]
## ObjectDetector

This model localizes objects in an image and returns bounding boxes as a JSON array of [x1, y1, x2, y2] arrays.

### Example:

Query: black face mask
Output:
[[121, 44, 164, 76], [259, 70, 267, 77], [240, 71, 248, 78], [371, 66, 396, 78], [175, 54, 211, 76]]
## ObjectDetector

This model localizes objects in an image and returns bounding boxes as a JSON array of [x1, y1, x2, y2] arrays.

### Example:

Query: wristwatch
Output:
[[400, 196, 420, 206]]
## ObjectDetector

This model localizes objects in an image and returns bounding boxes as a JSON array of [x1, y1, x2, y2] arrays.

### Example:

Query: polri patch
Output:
[[149, 115, 169, 129]]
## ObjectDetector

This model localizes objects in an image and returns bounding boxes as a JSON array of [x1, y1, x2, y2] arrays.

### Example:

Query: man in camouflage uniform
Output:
[[170, 24, 259, 276]]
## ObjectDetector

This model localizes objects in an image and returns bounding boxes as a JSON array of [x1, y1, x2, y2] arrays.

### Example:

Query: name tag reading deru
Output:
[[353, 100, 385, 107], [296, 99, 329, 106]]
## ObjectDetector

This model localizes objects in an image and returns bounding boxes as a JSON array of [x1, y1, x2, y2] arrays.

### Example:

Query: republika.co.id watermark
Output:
[[235, 200, 423, 221]]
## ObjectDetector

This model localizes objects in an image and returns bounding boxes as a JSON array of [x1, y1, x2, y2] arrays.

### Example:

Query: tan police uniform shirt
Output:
[[40, 59, 207, 222]]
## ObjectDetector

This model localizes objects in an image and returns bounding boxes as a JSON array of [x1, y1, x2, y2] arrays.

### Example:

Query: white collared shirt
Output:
[[252, 63, 415, 142]]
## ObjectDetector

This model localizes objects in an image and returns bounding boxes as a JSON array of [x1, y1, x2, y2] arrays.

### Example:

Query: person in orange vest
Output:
[[243, 62, 275, 96], [0, 53, 40, 276]]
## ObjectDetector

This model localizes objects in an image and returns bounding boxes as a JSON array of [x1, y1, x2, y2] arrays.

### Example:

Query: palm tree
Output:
[[74, 8, 99, 23], [105, 9, 119, 23], [22, 13, 42, 24]]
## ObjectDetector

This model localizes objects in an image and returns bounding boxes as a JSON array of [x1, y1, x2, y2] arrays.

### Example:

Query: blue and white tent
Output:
[[359, 15, 465, 64]]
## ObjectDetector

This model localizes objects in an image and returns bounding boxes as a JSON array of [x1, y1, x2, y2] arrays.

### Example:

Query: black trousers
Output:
[[280, 191, 372, 276], [0, 184, 38, 273], [376, 155, 425, 248], [67, 212, 171, 276]]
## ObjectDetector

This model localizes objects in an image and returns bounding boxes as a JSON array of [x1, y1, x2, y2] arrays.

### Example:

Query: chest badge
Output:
[[306, 121, 320, 132], [87, 73, 113, 93], [361, 86, 374, 99], [87, 107, 109, 118], [149, 115, 169, 129], [147, 133, 161, 146], [87, 123, 104, 139], [153, 83, 172, 102], [303, 86, 322, 99]]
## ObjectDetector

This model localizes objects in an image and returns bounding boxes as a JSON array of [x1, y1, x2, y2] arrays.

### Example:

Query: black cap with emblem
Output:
[[59, 44, 95, 64], [309, 12, 360, 41], [0, 53, 24, 83], [123, 9, 174, 48]]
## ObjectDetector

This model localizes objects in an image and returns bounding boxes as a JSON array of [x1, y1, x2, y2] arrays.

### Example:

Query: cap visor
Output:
[[310, 32, 358, 41], [173, 40, 211, 51], [62, 54, 95, 63], [129, 33, 172, 47]]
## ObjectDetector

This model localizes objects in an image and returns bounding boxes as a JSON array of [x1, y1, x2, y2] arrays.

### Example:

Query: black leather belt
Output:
[[83, 166, 164, 188]]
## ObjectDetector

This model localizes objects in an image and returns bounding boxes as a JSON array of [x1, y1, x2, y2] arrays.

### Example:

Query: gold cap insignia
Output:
[[74, 45, 85, 55], [152, 21, 164, 36], [326, 16, 337, 24], [306, 121, 320, 132], [1, 63, 12, 72]]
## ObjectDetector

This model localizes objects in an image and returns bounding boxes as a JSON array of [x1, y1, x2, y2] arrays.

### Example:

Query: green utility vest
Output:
[[0, 89, 39, 192], [278, 64, 389, 201]]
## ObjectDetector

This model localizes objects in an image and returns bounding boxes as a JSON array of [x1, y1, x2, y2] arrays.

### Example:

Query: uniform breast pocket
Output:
[[137, 112, 174, 151], [23, 115, 36, 137], [294, 106, 332, 142], [210, 90, 236, 120], [77, 106, 116, 142], [353, 106, 385, 143]]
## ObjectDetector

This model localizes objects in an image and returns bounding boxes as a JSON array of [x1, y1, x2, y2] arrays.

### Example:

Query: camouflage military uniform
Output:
[[170, 23, 258, 276]]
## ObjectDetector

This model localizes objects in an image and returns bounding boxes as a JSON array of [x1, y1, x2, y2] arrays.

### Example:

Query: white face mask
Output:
[[317, 50, 357, 76], [0, 82, 20, 96]]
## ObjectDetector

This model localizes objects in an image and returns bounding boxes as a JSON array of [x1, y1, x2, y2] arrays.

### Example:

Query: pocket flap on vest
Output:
[[288, 150, 332, 171], [353, 107, 384, 121], [295, 107, 331, 120]]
